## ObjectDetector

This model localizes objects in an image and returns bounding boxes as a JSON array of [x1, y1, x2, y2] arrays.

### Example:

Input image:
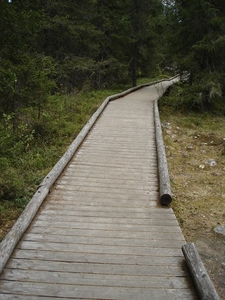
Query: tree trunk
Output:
[[131, 57, 137, 87]]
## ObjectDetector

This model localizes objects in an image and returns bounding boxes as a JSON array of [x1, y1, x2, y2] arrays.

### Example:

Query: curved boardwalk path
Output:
[[0, 81, 198, 299]]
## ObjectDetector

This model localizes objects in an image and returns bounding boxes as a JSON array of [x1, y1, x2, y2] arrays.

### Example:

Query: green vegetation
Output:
[[159, 81, 225, 115], [163, 0, 225, 110]]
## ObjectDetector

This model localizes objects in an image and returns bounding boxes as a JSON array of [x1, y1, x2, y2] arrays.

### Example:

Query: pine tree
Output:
[[128, 0, 164, 86]]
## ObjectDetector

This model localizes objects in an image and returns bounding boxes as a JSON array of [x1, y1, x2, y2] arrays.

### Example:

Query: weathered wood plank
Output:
[[22, 233, 183, 248], [41, 201, 159, 210], [16, 241, 184, 256], [1, 269, 193, 289], [56, 179, 158, 190], [0, 281, 198, 300], [37, 209, 177, 222], [34, 215, 179, 227], [53, 185, 159, 196], [30, 219, 182, 232], [6, 258, 187, 276], [28, 227, 185, 241], [12, 249, 185, 266], [38, 208, 177, 220], [46, 191, 159, 201], [57, 174, 158, 185]]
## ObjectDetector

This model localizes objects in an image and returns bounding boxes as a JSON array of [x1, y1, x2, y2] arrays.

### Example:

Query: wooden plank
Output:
[[42, 196, 159, 206], [39, 204, 162, 214], [12, 249, 185, 266], [1, 269, 193, 289], [28, 227, 185, 241], [65, 164, 157, 175], [16, 241, 183, 256], [0, 281, 198, 300], [69, 162, 156, 170], [73, 155, 157, 164], [27, 226, 185, 241], [57, 174, 158, 185], [46, 191, 158, 201], [37, 208, 177, 219], [53, 185, 159, 196], [34, 215, 179, 227], [6, 258, 187, 276], [22, 233, 184, 248], [56, 179, 158, 190], [30, 219, 181, 232]]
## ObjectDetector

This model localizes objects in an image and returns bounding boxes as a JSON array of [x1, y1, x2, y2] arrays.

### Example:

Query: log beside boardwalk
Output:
[[182, 243, 220, 300], [0, 77, 199, 299], [154, 97, 172, 206]]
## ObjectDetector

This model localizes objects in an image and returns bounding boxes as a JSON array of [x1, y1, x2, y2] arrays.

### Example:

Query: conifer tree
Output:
[[167, 0, 225, 107]]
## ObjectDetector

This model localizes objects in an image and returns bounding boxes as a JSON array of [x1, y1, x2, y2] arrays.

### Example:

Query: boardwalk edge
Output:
[[0, 75, 178, 275]]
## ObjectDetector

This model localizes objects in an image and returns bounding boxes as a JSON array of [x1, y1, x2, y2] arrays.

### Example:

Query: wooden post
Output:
[[182, 243, 220, 300]]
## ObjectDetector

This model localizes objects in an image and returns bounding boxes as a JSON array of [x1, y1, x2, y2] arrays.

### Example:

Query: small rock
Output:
[[166, 130, 171, 135], [199, 164, 205, 169], [182, 152, 189, 158], [206, 159, 217, 167], [215, 172, 222, 176], [214, 226, 225, 236], [162, 122, 171, 129], [201, 150, 206, 154], [186, 145, 193, 150]]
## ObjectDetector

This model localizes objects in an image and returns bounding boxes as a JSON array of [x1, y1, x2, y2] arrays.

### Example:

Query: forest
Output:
[[1, 0, 225, 226]]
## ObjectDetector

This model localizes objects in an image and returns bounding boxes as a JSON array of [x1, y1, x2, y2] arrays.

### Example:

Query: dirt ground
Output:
[[161, 113, 225, 299]]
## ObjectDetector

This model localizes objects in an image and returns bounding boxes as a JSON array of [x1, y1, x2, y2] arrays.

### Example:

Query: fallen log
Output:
[[182, 242, 220, 300]]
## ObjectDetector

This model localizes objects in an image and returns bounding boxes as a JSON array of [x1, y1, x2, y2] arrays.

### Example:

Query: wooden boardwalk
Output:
[[0, 81, 198, 299]]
